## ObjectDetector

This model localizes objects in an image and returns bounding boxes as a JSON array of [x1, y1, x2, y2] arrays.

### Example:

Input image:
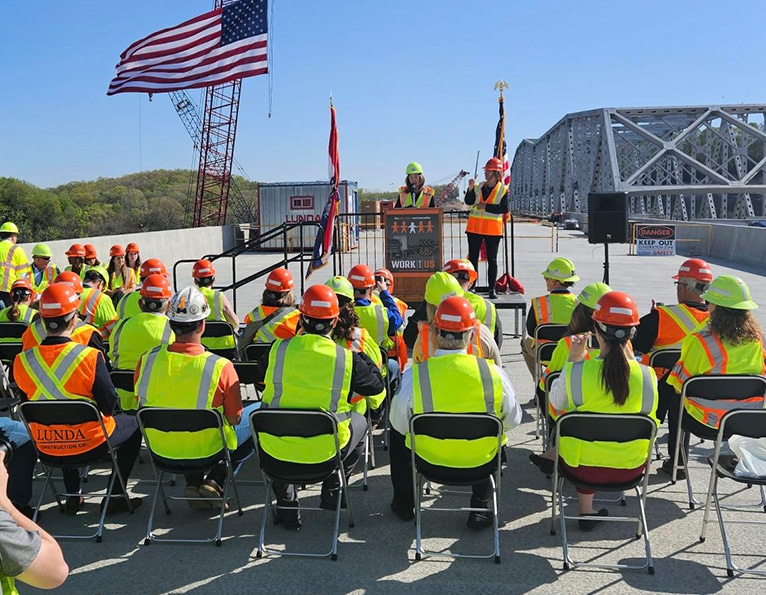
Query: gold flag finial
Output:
[[494, 79, 509, 97]]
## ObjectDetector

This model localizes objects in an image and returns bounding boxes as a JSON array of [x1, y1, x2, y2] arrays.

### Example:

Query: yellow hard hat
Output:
[[577, 282, 612, 309], [701, 275, 758, 310], [542, 257, 579, 283], [0, 222, 19, 234], [424, 272, 463, 306], [406, 162, 423, 175], [32, 243, 53, 258]]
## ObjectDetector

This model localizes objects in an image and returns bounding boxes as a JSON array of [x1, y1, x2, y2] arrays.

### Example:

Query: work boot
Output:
[[199, 479, 228, 510], [101, 496, 142, 515], [578, 508, 609, 531], [660, 459, 686, 479], [273, 499, 301, 530], [65, 495, 84, 515], [466, 496, 494, 531], [185, 485, 213, 510], [390, 500, 415, 522], [319, 490, 347, 511]]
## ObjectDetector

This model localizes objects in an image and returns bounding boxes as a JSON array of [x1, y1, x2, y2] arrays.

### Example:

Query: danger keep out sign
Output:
[[635, 224, 676, 256]]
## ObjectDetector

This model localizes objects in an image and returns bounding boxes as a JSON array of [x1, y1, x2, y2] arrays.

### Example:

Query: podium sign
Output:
[[384, 208, 443, 304]]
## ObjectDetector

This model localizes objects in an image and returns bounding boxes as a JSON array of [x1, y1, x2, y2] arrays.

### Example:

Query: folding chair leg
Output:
[[557, 478, 572, 570], [414, 474, 424, 561], [714, 489, 736, 577], [679, 446, 699, 509], [144, 471, 164, 546], [490, 475, 500, 564], [700, 461, 719, 542], [255, 477, 272, 559], [636, 486, 655, 574], [671, 427, 684, 485]]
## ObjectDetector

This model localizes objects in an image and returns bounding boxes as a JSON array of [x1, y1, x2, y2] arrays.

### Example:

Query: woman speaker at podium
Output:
[[394, 162, 435, 208]]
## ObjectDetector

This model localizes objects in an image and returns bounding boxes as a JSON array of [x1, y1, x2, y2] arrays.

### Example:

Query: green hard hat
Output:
[[424, 271, 463, 306], [32, 243, 53, 258], [542, 257, 580, 283], [701, 275, 758, 310], [0, 222, 19, 234], [577, 282, 612, 309], [406, 161, 423, 175], [84, 265, 109, 285], [326, 275, 354, 300]]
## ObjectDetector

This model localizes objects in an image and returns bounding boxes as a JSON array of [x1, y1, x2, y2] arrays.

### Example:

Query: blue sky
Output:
[[1, 0, 763, 192]]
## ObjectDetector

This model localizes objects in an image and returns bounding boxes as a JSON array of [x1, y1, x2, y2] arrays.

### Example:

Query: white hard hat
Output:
[[167, 286, 210, 323]]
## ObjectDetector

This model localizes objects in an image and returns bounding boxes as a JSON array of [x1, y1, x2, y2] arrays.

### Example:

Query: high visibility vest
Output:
[[26, 264, 59, 296], [254, 308, 300, 343], [261, 334, 354, 463], [109, 268, 136, 292], [561, 358, 658, 470], [80, 287, 118, 339], [540, 335, 602, 419], [116, 290, 142, 320], [245, 304, 277, 326], [136, 345, 236, 456], [0, 241, 31, 293], [464, 291, 497, 335], [21, 319, 98, 351], [414, 320, 484, 363], [668, 329, 766, 429], [355, 302, 393, 350], [335, 327, 386, 411], [398, 185, 435, 208], [640, 303, 709, 366], [0, 304, 35, 325], [0, 574, 18, 595], [530, 292, 577, 328], [197, 286, 235, 351], [409, 353, 504, 467], [64, 265, 87, 280], [465, 182, 507, 236], [15, 342, 115, 455]]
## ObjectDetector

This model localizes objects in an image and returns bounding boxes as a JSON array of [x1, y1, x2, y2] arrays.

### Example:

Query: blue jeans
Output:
[[387, 358, 401, 395], [0, 418, 36, 506]]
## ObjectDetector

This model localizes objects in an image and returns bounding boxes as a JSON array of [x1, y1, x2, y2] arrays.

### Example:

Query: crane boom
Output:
[[435, 170, 470, 207]]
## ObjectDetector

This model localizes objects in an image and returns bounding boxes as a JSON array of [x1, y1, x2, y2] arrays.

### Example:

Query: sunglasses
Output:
[[34, 256, 50, 261]]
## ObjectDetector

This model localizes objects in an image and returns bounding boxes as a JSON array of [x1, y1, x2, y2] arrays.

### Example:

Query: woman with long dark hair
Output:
[[394, 162, 435, 208], [0, 279, 35, 325]]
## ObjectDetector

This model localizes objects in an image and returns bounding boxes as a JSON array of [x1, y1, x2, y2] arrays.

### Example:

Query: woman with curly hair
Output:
[[106, 245, 137, 296]]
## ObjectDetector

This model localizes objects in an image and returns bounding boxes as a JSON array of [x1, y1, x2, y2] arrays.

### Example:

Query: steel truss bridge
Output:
[[510, 105, 766, 220]]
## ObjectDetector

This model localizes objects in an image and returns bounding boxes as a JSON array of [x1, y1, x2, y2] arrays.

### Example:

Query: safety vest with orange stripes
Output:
[[398, 185, 435, 208], [530, 292, 577, 328], [465, 182, 507, 236], [22, 319, 99, 351]]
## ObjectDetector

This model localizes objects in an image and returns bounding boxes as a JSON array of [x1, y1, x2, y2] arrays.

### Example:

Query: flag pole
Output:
[[493, 79, 514, 281]]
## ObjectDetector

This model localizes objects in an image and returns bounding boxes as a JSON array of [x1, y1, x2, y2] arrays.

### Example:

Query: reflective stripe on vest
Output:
[[255, 307, 296, 343], [653, 304, 707, 349], [568, 360, 655, 414], [418, 321, 483, 362], [18, 343, 89, 400], [27, 265, 57, 294], [137, 347, 220, 409], [0, 243, 18, 292], [417, 357, 495, 415], [465, 182, 507, 236], [398, 186, 434, 208]]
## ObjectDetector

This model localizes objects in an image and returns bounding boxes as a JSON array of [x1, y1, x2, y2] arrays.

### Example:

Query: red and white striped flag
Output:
[[107, 0, 268, 96]]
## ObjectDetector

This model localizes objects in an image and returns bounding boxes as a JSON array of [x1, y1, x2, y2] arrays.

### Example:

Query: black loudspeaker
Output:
[[588, 192, 629, 244]]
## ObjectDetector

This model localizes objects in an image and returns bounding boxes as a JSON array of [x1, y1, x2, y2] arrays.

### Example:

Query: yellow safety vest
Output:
[[335, 326, 386, 412], [561, 359, 658, 469], [540, 336, 602, 419], [26, 264, 59, 296], [398, 185, 435, 208], [465, 182, 507, 236], [136, 345, 236, 456], [0, 241, 31, 293], [261, 334, 354, 463], [109, 268, 136, 292], [197, 286, 235, 351], [116, 290, 142, 320], [354, 302, 392, 350], [0, 574, 19, 594], [464, 291, 496, 334], [0, 304, 35, 325], [531, 292, 577, 327], [80, 287, 118, 339], [409, 352, 504, 467]]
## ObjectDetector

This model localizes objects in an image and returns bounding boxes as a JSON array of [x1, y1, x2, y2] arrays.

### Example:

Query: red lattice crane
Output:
[[434, 170, 470, 207]]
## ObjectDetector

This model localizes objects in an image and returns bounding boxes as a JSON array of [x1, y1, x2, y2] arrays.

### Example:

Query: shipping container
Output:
[[257, 181, 359, 251]]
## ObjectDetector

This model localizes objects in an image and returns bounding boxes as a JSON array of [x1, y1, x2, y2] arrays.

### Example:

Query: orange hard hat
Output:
[[84, 244, 98, 259], [374, 268, 395, 291], [443, 259, 478, 284], [434, 296, 476, 333], [484, 157, 504, 172], [54, 271, 84, 294], [265, 268, 294, 293], [192, 259, 215, 279], [126, 242, 140, 253], [593, 291, 640, 337], [39, 283, 80, 318], [140, 258, 167, 278], [299, 284, 340, 319], [11, 278, 34, 293], [348, 264, 375, 289], [140, 274, 172, 299], [672, 258, 713, 284], [109, 244, 125, 257], [65, 243, 86, 258]]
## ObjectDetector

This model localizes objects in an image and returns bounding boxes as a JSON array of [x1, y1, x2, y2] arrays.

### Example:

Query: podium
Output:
[[384, 208, 443, 304]]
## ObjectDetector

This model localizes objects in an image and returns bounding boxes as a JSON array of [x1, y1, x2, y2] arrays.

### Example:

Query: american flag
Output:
[[493, 94, 511, 186], [107, 0, 268, 96], [306, 102, 341, 279]]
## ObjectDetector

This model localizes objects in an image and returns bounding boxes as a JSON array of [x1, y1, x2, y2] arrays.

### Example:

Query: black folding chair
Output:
[[0, 322, 29, 342], [137, 407, 243, 547], [18, 400, 136, 542], [377, 345, 391, 452], [410, 413, 504, 563], [233, 361, 263, 403], [201, 321, 238, 360], [244, 342, 272, 364], [671, 375, 766, 509], [533, 324, 567, 441], [550, 412, 657, 574], [250, 408, 354, 560], [647, 348, 681, 459], [699, 409, 766, 577]]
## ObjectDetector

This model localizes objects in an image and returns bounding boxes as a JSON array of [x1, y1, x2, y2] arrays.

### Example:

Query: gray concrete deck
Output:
[[23, 224, 766, 594]]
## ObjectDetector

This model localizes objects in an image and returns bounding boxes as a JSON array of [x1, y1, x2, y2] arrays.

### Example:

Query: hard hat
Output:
[[265, 268, 294, 293], [672, 258, 713, 284], [32, 243, 53, 258], [434, 296, 476, 333], [593, 291, 640, 333], [109, 244, 125, 257], [140, 274, 172, 299], [54, 271, 84, 294], [576, 282, 612, 309], [11, 278, 33, 293], [0, 222, 19, 234], [65, 244, 86, 258], [140, 258, 167, 278], [84, 265, 109, 285], [701, 275, 758, 310], [443, 259, 478, 284], [406, 162, 423, 175], [483, 157, 504, 172], [299, 284, 340, 319], [348, 264, 375, 289], [192, 259, 215, 279], [374, 268, 395, 292], [167, 286, 210, 323], [424, 271, 463, 306], [84, 244, 98, 259], [39, 283, 80, 318], [126, 242, 140, 253], [326, 275, 354, 300], [541, 257, 580, 283]]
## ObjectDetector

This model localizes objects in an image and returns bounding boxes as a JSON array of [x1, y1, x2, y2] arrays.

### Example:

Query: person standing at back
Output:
[[63, 244, 87, 280], [83, 244, 101, 270], [26, 244, 59, 299], [0, 222, 31, 309], [394, 162, 435, 208], [106, 245, 137, 297], [125, 243, 141, 281]]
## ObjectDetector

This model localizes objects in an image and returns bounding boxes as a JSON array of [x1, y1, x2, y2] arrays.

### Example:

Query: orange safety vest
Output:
[[640, 304, 709, 367], [14, 342, 115, 455], [465, 182, 507, 237], [398, 186, 435, 208], [22, 319, 98, 351], [416, 320, 484, 362], [254, 308, 301, 343], [387, 295, 409, 368]]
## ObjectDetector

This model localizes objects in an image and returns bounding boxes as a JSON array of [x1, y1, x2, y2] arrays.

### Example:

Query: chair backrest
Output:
[[250, 408, 337, 441], [244, 342, 272, 363], [718, 409, 766, 440], [138, 407, 223, 435], [137, 407, 227, 466], [682, 374, 766, 403], [648, 348, 681, 370], [556, 412, 656, 444], [0, 322, 28, 340], [411, 412, 501, 442], [232, 361, 260, 387], [109, 370, 135, 393], [536, 341, 558, 365], [202, 320, 236, 339], [534, 323, 568, 344], [19, 399, 102, 427], [544, 371, 561, 395], [0, 343, 24, 363]]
